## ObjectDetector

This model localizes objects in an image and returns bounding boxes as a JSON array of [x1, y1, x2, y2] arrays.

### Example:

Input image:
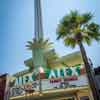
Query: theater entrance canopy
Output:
[[10, 86, 90, 100]]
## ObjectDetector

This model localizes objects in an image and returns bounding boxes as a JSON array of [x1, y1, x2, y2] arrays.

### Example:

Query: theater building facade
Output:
[[8, 0, 94, 100], [9, 52, 93, 100]]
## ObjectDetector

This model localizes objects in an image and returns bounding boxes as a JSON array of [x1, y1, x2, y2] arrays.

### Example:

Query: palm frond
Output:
[[83, 36, 91, 45], [81, 12, 93, 24], [26, 39, 54, 51], [27, 41, 33, 45], [64, 37, 76, 48], [56, 10, 100, 47], [87, 22, 100, 33], [86, 22, 100, 41]]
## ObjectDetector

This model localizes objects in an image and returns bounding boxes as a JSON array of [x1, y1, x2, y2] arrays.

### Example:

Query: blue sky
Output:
[[0, 0, 100, 74]]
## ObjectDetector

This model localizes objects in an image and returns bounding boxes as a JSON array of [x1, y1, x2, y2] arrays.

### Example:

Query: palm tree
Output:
[[26, 38, 53, 69], [56, 10, 100, 100], [26, 38, 59, 70], [26, 38, 53, 51]]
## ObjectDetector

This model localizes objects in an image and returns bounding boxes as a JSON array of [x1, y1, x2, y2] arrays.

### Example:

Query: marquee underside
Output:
[[10, 86, 89, 100]]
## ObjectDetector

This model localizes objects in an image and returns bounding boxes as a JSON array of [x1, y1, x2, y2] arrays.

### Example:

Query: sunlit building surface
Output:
[[9, 51, 93, 100], [8, 0, 94, 100]]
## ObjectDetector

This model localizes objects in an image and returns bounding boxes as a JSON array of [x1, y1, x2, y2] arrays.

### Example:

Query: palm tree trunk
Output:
[[79, 42, 100, 100]]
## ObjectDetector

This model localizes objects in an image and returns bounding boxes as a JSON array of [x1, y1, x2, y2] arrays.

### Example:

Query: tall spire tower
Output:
[[26, 0, 48, 70], [34, 0, 43, 40], [25, 0, 58, 71], [32, 0, 46, 70]]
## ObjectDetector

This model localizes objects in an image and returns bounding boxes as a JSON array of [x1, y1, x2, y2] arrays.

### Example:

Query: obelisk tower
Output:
[[32, 0, 46, 70], [34, 0, 43, 40]]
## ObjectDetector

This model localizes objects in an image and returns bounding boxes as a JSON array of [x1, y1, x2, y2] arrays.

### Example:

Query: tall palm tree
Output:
[[56, 10, 100, 100]]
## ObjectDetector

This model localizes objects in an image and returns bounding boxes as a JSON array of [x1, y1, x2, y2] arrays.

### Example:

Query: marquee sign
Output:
[[10, 75, 88, 97], [15, 65, 85, 85], [14, 64, 85, 86], [10, 65, 88, 97]]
